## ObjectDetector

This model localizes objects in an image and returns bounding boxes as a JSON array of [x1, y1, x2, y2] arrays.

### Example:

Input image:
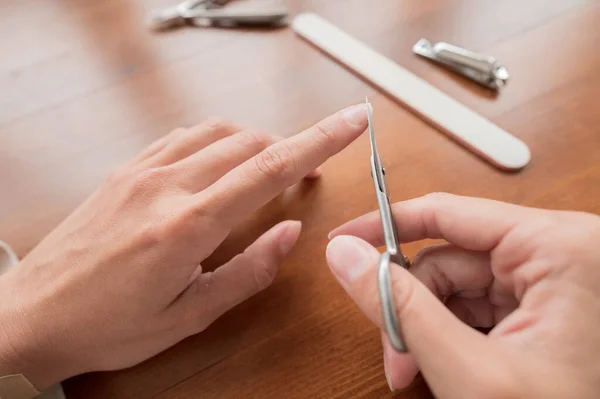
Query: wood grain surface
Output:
[[1, 0, 599, 398]]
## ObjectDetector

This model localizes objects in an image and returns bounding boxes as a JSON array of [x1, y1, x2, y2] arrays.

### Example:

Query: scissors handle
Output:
[[378, 251, 411, 353], [185, 7, 289, 27], [148, 1, 287, 31]]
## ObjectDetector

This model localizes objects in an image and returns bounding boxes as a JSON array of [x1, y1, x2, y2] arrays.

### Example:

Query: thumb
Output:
[[172, 220, 302, 332], [326, 235, 505, 397]]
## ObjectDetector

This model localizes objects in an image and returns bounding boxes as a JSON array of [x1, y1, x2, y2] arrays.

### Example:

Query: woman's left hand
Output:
[[0, 104, 369, 390]]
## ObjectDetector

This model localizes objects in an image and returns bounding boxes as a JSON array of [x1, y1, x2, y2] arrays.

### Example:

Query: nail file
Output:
[[291, 12, 531, 171]]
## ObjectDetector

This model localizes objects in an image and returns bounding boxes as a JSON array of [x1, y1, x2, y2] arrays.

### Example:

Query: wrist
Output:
[[0, 275, 72, 391]]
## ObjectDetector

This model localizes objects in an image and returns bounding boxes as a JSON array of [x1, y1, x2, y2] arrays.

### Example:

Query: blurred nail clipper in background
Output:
[[148, 0, 289, 31], [413, 39, 509, 90]]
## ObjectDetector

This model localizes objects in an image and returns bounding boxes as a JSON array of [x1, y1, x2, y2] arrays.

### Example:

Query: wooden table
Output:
[[2, 0, 599, 397]]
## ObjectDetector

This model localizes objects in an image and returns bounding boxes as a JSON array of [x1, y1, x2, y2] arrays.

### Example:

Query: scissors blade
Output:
[[366, 97, 384, 193], [367, 98, 410, 354], [366, 98, 407, 266], [366, 97, 376, 155]]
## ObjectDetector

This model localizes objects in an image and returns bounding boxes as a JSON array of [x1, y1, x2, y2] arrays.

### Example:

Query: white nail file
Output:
[[291, 12, 531, 171]]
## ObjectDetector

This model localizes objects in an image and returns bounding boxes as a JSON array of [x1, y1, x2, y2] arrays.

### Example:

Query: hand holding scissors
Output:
[[327, 160, 600, 395]]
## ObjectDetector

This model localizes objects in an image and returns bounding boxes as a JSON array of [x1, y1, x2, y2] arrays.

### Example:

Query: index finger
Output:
[[329, 193, 539, 252], [198, 104, 369, 225]]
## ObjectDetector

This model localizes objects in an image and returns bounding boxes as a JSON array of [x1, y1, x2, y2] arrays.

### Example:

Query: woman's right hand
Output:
[[327, 193, 600, 398]]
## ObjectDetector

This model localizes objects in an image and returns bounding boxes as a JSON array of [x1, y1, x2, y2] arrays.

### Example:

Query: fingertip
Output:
[[278, 220, 302, 256], [326, 225, 353, 240], [382, 335, 395, 392], [382, 332, 420, 391], [326, 235, 377, 284], [340, 103, 368, 128], [326, 210, 382, 244], [328, 218, 360, 240], [305, 167, 322, 179], [383, 350, 393, 392], [327, 227, 340, 240]]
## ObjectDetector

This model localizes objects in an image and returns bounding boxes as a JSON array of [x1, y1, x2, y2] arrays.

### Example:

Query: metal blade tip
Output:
[[365, 97, 373, 115]]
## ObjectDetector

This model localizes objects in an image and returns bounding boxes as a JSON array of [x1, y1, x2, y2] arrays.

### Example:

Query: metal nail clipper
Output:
[[148, 0, 288, 31], [366, 97, 411, 353], [413, 39, 509, 89]]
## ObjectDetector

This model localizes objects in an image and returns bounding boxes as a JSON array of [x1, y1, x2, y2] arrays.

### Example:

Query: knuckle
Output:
[[413, 245, 456, 296], [251, 256, 277, 291], [162, 128, 190, 147], [313, 121, 335, 141], [129, 168, 166, 194], [170, 127, 189, 138], [138, 209, 193, 248], [191, 195, 212, 218], [413, 245, 437, 261], [178, 128, 197, 142], [138, 221, 168, 248], [172, 128, 206, 150], [522, 213, 562, 249], [203, 116, 233, 132], [423, 191, 452, 204], [106, 166, 130, 186], [237, 129, 272, 150], [413, 245, 446, 266], [153, 128, 188, 154], [468, 377, 518, 399], [390, 269, 417, 320], [167, 204, 207, 239], [254, 144, 295, 180], [312, 121, 335, 151], [534, 212, 561, 230], [167, 208, 194, 234]]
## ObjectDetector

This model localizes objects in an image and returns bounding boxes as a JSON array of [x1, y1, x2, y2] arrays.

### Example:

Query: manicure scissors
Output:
[[366, 97, 411, 353]]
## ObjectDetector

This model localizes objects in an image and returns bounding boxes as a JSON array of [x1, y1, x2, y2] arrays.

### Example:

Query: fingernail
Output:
[[384, 358, 395, 392], [341, 104, 368, 126], [327, 227, 339, 240], [279, 220, 302, 255], [326, 236, 373, 283], [385, 369, 394, 392]]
